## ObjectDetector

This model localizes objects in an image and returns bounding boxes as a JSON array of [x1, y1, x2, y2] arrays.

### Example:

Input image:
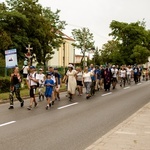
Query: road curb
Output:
[[85, 102, 150, 150]]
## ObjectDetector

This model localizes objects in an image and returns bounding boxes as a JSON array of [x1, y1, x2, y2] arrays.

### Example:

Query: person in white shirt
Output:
[[66, 64, 77, 101], [38, 68, 46, 101], [21, 59, 29, 87], [26, 66, 39, 110], [76, 67, 83, 96], [83, 66, 93, 99], [22, 65, 29, 78], [111, 65, 118, 89], [120, 66, 127, 87], [126, 65, 133, 84]]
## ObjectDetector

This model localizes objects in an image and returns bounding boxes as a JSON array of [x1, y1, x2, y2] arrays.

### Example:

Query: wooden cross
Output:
[[25, 44, 33, 65], [26, 44, 33, 54]]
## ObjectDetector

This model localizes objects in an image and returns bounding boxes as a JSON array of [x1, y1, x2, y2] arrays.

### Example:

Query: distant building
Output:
[[47, 33, 75, 67], [143, 56, 150, 68], [75, 54, 88, 66]]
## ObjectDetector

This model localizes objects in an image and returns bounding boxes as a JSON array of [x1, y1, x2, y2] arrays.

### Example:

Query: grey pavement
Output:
[[85, 102, 150, 150]]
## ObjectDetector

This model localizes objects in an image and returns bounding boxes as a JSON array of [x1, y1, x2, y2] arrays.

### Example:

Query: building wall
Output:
[[143, 56, 150, 68], [47, 38, 75, 67]]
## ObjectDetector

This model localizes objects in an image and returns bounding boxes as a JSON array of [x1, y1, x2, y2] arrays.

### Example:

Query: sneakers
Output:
[[42, 95, 44, 101], [27, 106, 32, 110], [21, 101, 24, 107], [45, 105, 49, 110], [8, 106, 14, 109], [34, 102, 38, 108], [52, 101, 54, 105], [27, 102, 37, 110], [86, 95, 91, 99]]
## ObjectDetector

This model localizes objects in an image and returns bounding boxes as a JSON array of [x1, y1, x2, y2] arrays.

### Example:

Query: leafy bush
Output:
[[0, 78, 10, 93]]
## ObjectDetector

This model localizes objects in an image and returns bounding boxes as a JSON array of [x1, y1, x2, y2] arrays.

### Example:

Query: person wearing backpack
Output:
[[8, 66, 24, 109], [26, 66, 39, 110]]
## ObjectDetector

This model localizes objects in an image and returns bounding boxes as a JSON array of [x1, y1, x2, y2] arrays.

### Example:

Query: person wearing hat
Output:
[[66, 64, 77, 101], [26, 66, 39, 110], [44, 73, 54, 109], [111, 65, 118, 89], [38, 68, 46, 101]]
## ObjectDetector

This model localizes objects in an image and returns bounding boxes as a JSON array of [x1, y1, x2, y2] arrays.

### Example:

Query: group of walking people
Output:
[[8, 63, 149, 110], [63, 64, 148, 100], [8, 65, 61, 110]]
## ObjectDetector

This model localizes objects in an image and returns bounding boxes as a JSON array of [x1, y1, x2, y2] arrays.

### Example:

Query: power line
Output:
[[66, 23, 110, 40]]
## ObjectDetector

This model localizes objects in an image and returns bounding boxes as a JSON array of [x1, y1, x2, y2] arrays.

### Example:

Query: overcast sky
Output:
[[1, 0, 150, 48]]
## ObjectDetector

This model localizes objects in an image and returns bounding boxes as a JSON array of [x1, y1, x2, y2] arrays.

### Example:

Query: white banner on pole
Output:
[[5, 49, 18, 68]]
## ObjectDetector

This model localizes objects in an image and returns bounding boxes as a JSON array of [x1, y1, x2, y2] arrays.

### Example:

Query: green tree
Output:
[[131, 45, 150, 64], [109, 20, 150, 65], [0, 2, 28, 59], [72, 27, 95, 67], [0, 0, 66, 66], [99, 40, 123, 65], [92, 47, 100, 65]]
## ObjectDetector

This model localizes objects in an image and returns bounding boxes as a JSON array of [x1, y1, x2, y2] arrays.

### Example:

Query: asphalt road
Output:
[[0, 80, 150, 150]]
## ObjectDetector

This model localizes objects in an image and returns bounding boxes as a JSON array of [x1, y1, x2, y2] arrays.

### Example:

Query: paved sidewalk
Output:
[[85, 102, 150, 150]]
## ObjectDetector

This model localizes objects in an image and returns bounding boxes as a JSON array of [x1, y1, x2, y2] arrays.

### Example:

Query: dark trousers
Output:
[[90, 81, 96, 95], [134, 74, 138, 83], [104, 81, 111, 91]]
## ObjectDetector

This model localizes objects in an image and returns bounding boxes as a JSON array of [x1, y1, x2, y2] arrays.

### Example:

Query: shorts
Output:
[[30, 86, 37, 98], [53, 84, 56, 91], [55, 84, 60, 89], [77, 81, 83, 86], [23, 74, 28, 78], [112, 77, 117, 82]]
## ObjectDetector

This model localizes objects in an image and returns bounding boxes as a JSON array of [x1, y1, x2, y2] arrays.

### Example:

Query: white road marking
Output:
[[58, 102, 78, 110], [101, 92, 112, 97], [137, 83, 142, 86], [116, 131, 136, 135], [124, 87, 130, 90], [0, 121, 16, 127]]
